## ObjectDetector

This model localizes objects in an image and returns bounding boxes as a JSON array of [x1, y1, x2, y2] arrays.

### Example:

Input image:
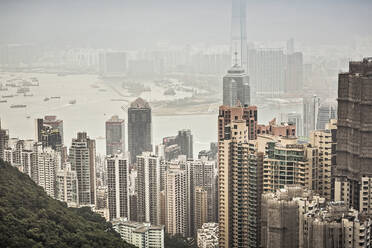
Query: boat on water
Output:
[[10, 104, 27, 108], [164, 88, 176, 96], [2, 95, 15, 98], [44, 97, 50, 102], [69, 99, 76, 104], [0, 86, 8, 91], [17, 87, 30, 94]]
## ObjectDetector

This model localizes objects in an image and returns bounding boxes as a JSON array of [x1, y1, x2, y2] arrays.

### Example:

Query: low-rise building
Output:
[[112, 218, 164, 248]]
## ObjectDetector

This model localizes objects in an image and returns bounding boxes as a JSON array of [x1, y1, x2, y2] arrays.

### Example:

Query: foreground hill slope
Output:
[[0, 160, 134, 248]]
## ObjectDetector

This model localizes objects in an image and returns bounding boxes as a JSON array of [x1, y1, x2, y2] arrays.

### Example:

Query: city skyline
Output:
[[0, 1, 371, 248]]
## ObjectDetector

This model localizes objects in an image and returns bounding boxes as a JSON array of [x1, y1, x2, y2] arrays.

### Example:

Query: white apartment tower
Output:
[[165, 167, 188, 236], [106, 153, 130, 220], [136, 152, 161, 225], [56, 162, 79, 207]]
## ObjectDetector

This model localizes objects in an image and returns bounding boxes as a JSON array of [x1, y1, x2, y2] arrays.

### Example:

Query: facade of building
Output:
[[197, 223, 219, 248], [222, 64, 250, 107], [303, 95, 320, 137], [37, 147, 61, 198], [107, 154, 130, 220], [285, 52, 303, 93], [162, 129, 194, 160], [112, 218, 164, 248], [106, 115, 125, 156], [128, 98, 152, 163], [99, 51, 127, 76], [165, 167, 187, 236], [42, 116, 64, 144], [35, 117, 63, 151], [247, 48, 286, 97], [261, 186, 324, 248], [194, 186, 208, 234], [263, 138, 317, 193], [287, 112, 303, 137], [176, 129, 193, 159], [218, 112, 263, 248], [56, 162, 79, 207], [316, 103, 337, 130], [0, 120, 9, 160], [136, 152, 161, 225], [218, 104, 257, 141], [335, 58, 372, 210], [257, 118, 296, 137], [309, 119, 337, 201], [261, 186, 372, 248], [69, 132, 96, 205]]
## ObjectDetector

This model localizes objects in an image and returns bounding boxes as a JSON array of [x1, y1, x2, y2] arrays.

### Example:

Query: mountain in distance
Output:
[[0, 159, 135, 248]]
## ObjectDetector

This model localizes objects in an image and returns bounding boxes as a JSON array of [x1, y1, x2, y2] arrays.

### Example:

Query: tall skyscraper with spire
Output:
[[231, 0, 247, 70], [222, 55, 250, 107], [223, 0, 250, 107]]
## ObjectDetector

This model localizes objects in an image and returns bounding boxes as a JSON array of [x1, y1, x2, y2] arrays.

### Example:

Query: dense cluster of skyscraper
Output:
[[216, 57, 372, 248], [1, 55, 372, 247]]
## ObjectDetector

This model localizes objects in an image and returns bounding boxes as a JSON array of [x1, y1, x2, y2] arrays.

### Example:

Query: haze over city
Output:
[[0, 1, 371, 248]]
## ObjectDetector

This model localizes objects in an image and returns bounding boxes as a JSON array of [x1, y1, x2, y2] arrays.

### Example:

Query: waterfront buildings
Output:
[[248, 48, 286, 97], [99, 51, 127, 77], [285, 52, 303, 93], [128, 98, 152, 163], [106, 115, 125, 156], [106, 153, 130, 220]]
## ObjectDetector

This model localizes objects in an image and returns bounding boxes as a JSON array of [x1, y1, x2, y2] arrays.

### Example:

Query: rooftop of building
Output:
[[130, 97, 150, 109], [106, 115, 124, 123]]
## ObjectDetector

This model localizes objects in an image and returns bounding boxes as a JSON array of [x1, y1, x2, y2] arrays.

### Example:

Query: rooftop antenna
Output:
[[233, 42, 239, 67]]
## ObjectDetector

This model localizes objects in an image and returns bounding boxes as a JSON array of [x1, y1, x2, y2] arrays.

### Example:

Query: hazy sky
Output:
[[0, 0, 371, 49]]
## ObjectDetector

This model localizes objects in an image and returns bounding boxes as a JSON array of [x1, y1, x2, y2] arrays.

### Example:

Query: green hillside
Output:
[[0, 160, 134, 248]]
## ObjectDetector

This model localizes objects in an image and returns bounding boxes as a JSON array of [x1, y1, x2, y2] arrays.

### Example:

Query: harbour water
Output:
[[0, 72, 301, 157]]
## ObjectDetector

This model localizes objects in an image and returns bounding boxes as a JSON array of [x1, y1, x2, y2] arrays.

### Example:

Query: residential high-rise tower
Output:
[[335, 58, 372, 210], [69, 132, 96, 205], [106, 115, 125, 155], [128, 98, 152, 163], [106, 153, 130, 220]]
